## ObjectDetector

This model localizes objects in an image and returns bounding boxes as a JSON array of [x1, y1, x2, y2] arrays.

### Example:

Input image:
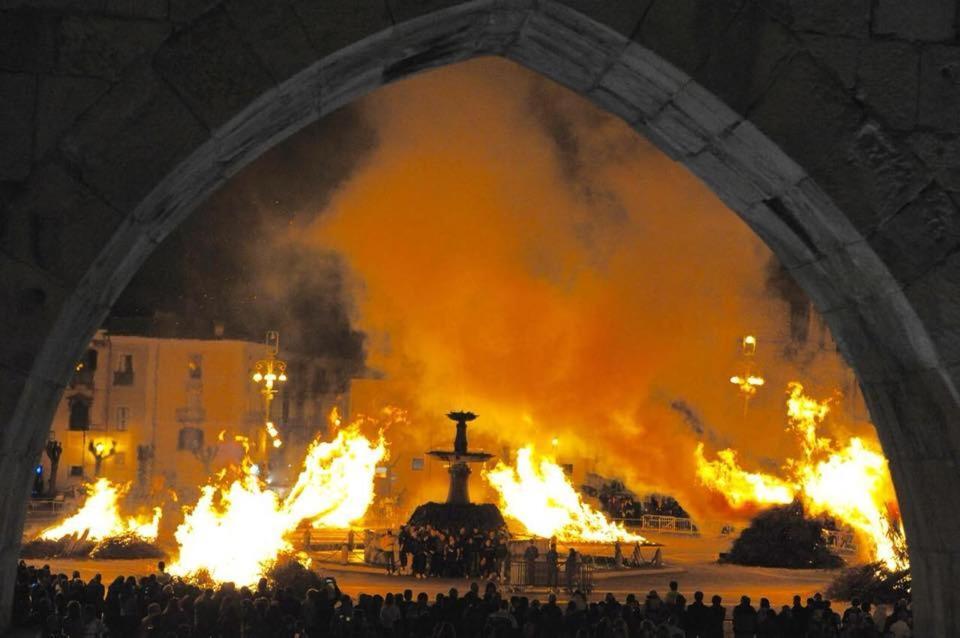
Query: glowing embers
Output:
[[169, 424, 386, 585], [484, 445, 646, 543], [695, 383, 907, 570], [39, 478, 161, 542]]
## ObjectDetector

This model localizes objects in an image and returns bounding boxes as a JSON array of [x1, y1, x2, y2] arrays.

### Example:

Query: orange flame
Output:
[[485, 445, 646, 543], [695, 383, 907, 570], [168, 424, 386, 585], [39, 478, 161, 542]]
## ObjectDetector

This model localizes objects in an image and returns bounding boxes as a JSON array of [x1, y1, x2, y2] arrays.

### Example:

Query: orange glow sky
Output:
[[287, 58, 874, 523]]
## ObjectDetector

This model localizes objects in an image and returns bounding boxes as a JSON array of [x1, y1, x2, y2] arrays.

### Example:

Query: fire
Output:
[[169, 424, 386, 585], [485, 445, 646, 543], [694, 445, 794, 507], [695, 383, 907, 570], [39, 478, 161, 542]]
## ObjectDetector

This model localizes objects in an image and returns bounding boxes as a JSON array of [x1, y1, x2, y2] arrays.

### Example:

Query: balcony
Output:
[[175, 406, 206, 424]]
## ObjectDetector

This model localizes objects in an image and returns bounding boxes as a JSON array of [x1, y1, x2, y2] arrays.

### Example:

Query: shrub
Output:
[[265, 553, 324, 599], [89, 534, 165, 559], [826, 562, 911, 604], [724, 501, 845, 568], [20, 536, 94, 559]]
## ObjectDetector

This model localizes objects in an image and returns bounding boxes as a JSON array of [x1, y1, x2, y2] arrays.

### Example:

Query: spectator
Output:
[[733, 595, 757, 638]]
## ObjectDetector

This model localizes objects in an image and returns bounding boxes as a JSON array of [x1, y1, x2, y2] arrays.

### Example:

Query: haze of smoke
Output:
[[274, 58, 878, 525]]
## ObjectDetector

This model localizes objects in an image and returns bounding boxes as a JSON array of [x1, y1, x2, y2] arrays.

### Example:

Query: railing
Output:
[[508, 560, 593, 593], [822, 529, 857, 554], [26, 498, 66, 518], [614, 515, 700, 535]]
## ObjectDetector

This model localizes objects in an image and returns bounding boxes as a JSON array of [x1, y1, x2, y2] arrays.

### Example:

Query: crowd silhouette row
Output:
[[12, 561, 913, 637]]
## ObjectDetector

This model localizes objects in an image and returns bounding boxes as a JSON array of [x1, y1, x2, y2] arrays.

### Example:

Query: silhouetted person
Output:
[[733, 595, 758, 638], [523, 540, 539, 587]]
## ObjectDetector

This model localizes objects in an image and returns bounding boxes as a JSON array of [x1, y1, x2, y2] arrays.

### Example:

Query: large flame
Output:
[[695, 383, 907, 570], [694, 445, 794, 507], [169, 425, 386, 585], [39, 478, 161, 542], [485, 445, 647, 543]]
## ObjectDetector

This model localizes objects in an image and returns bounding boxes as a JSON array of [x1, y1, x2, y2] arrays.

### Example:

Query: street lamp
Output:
[[252, 331, 287, 454], [730, 334, 764, 414]]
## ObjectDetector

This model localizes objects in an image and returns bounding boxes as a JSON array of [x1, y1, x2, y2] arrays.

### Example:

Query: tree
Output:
[[724, 501, 845, 568], [88, 439, 117, 476], [44, 439, 62, 496]]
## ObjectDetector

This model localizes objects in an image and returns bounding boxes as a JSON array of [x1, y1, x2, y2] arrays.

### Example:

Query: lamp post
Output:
[[730, 334, 764, 415], [251, 331, 287, 462]]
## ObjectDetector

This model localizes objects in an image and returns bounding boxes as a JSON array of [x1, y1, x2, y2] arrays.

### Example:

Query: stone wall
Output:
[[1, 0, 960, 632]]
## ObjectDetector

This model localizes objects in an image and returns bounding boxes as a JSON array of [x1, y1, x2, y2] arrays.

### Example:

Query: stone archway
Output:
[[3, 0, 959, 632]]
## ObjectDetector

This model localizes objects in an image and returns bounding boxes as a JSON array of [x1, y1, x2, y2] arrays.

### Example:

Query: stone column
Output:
[[447, 462, 472, 505]]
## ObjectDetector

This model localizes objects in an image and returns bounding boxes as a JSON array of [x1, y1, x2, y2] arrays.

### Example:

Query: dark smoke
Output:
[[670, 400, 723, 448], [107, 105, 377, 383]]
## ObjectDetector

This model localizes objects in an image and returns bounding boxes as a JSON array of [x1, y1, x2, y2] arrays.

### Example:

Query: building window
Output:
[[188, 354, 202, 379], [70, 349, 98, 388], [113, 354, 134, 386], [67, 395, 91, 431], [69, 465, 83, 477], [115, 407, 129, 431], [178, 427, 204, 451]]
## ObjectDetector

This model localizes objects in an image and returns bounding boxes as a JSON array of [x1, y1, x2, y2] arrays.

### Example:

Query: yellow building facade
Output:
[[45, 331, 349, 494]]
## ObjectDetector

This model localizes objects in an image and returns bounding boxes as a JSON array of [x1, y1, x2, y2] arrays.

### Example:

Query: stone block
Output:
[[908, 131, 960, 193], [589, 41, 685, 125], [0, 255, 66, 374], [643, 80, 742, 157], [857, 40, 919, 131], [788, 0, 870, 37], [387, 0, 460, 23], [904, 250, 960, 366], [55, 16, 169, 80], [154, 8, 274, 130], [774, 178, 865, 249], [696, 2, 799, 115], [383, 4, 494, 82], [0, 10, 57, 73], [871, 187, 960, 285], [0, 73, 35, 181], [636, 0, 743, 76], [740, 200, 821, 269], [716, 121, 806, 198], [0, 0, 168, 20], [290, 0, 392, 59], [59, 64, 209, 212], [920, 45, 960, 133], [845, 122, 930, 229], [508, 2, 624, 92], [317, 44, 384, 115], [874, 0, 956, 42], [224, 0, 318, 80], [749, 54, 867, 227], [170, 0, 219, 23], [34, 75, 110, 160], [684, 148, 767, 212], [216, 75, 320, 179], [802, 34, 860, 89], [3, 163, 124, 286], [553, 0, 651, 37]]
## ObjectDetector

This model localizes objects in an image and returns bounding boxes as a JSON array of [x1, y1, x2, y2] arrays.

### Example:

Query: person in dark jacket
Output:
[[733, 595, 758, 638]]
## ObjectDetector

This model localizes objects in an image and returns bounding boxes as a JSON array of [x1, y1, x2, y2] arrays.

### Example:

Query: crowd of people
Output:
[[378, 526, 511, 580], [12, 561, 913, 638]]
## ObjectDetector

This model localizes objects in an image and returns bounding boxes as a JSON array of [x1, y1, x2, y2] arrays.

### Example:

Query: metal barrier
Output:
[[26, 498, 66, 518], [614, 515, 700, 535], [508, 559, 593, 594]]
